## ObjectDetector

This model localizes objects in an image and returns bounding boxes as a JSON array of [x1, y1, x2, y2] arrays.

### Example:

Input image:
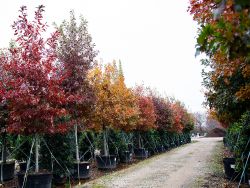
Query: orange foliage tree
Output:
[[170, 101, 185, 133], [88, 61, 139, 155], [170, 100, 194, 133]]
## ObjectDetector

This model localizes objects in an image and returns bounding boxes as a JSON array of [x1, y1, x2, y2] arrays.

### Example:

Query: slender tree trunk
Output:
[[74, 125, 81, 180], [35, 134, 40, 173], [103, 128, 109, 156], [122, 132, 128, 151], [74, 125, 80, 163], [138, 132, 142, 148]]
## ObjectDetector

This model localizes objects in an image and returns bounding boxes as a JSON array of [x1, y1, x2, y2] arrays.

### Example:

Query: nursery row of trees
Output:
[[0, 5, 194, 187], [189, 0, 250, 184]]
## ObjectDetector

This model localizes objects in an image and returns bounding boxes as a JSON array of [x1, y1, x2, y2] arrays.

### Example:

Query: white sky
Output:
[[0, 0, 205, 113]]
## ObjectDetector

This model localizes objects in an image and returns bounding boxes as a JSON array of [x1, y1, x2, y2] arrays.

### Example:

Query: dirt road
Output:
[[80, 137, 223, 188]]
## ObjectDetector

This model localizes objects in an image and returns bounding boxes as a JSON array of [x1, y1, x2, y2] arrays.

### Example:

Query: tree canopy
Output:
[[0, 6, 70, 134], [88, 61, 139, 132], [189, 0, 250, 126], [57, 10, 97, 126]]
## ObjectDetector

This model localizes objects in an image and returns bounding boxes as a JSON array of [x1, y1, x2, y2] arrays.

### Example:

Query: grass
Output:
[[75, 182, 106, 188], [209, 140, 225, 177], [191, 140, 224, 188], [192, 140, 238, 188], [91, 184, 106, 188]]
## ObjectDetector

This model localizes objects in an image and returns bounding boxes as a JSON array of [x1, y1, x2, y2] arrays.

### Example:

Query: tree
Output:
[[57, 10, 97, 124], [110, 61, 139, 132], [56, 10, 97, 169], [189, 0, 250, 126], [0, 5, 70, 173], [149, 90, 173, 131], [193, 112, 206, 134], [88, 61, 139, 155], [170, 101, 185, 133], [204, 112, 223, 131], [189, 1, 249, 176], [183, 111, 195, 133], [133, 86, 156, 132], [133, 85, 156, 148]]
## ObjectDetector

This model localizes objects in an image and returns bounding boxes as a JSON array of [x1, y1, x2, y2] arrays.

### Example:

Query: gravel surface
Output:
[[79, 137, 223, 188]]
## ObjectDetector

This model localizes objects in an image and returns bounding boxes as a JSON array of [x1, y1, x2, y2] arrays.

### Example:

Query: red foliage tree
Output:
[[170, 100, 194, 133], [56, 11, 97, 164], [0, 6, 70, 135], [0, 6, 70, 172], [133, 86, 156, 132], [149, 90, 173, 131], [170, 101, 185, 133], [57, 11, 97, 126]]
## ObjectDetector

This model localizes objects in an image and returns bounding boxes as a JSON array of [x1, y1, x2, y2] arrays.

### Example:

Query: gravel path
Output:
[[80, 137, 222, 188]]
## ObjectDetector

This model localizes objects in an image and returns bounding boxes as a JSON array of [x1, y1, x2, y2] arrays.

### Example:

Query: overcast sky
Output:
[[0, 0, 205, 113]]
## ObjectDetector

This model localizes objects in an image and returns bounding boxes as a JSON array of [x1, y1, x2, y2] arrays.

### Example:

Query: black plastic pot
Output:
[[17, 171, 52, 188], [120, 151, 133, 163], [134, 148, 148, 159], [72, 161, 91, 179], [223, 158, 238, 180], [0, 161, 15, 181], [96, 155, 117, 169]]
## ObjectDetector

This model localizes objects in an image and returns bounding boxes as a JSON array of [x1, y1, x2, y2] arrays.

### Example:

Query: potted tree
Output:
[[168, 100, 187, 148], [1, 5, 72, 187], [88, 62, 119, 169], [56, 10, 97, 180], [108, 61, 139, 163], [89, 62, 138, 169], [133, 86, 156, 159], [149, 90, 174, 152]]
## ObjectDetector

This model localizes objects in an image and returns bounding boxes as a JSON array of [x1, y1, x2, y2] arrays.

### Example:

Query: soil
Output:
[[76, 137, 235, 188]]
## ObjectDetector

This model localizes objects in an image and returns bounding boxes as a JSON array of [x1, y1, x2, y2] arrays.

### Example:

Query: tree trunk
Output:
[[122, 132, 128, 151], [74, 125, 80, 163], [103, 128, 109, 156], [74, 125, 80, 180], [35, 134, 40, 173], [138, 132, 142, 148]]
